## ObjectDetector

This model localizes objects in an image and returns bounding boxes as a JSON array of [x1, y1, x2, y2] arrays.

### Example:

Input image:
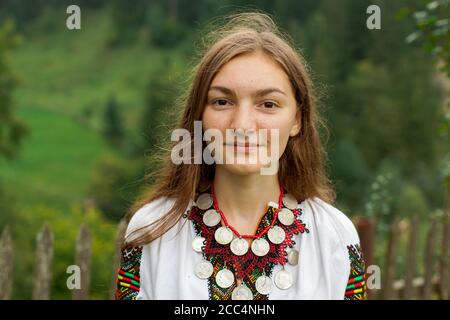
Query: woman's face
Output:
[[202, 50, 300, 176]]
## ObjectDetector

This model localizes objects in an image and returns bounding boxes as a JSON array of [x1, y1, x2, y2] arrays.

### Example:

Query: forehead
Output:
[[210, 51, 292, 93]]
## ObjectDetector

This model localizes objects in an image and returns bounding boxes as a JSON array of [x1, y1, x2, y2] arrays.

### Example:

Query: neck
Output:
[[213, 166, 280, 231]]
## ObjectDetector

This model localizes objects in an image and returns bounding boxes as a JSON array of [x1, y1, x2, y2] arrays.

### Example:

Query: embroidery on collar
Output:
[[188, 199, 309, 300]]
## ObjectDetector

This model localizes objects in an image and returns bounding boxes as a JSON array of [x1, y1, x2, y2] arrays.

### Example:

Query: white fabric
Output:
[[125, 196, 361, 300]]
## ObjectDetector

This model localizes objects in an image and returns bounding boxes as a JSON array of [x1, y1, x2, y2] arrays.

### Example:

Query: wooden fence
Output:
[[0, 220, 127, 300], [0, 214, 448, 300], [356, 213, 449, 299]]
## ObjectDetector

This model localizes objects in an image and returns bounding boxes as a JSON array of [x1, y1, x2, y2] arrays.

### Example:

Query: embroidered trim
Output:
[[188, 195, 309, 300], [344, 244, 367, 300], [115, 246, 143, 300]]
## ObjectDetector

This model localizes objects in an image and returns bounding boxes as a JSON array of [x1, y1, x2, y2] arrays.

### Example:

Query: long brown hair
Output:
[[124, 12, 335, 248]]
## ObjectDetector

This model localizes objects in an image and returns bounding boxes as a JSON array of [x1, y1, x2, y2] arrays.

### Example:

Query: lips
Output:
[[223, 142, 263, 155], [225, 142, 259, 147]]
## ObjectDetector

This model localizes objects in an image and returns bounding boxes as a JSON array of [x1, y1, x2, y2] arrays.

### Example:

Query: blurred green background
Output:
[[0, 0, 448, 299]]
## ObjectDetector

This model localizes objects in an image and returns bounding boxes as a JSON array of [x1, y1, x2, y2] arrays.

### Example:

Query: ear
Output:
[[289, 112, 301, 137]]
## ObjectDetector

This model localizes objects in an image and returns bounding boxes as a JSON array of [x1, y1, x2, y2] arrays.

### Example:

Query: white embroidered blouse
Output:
[[115, 195, 367, 300]]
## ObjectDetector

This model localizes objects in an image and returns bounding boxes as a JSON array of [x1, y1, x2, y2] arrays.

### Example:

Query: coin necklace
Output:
[[193, 183, 300, 299], [210, 182, 285, 256]]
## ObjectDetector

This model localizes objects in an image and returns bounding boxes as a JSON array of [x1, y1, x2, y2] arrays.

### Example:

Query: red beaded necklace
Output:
[[210, 182, 284, 239]]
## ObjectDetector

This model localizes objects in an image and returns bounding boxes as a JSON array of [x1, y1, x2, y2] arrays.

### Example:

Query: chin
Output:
[[211, 147, 279, 176], [218, 163, 266, 176]]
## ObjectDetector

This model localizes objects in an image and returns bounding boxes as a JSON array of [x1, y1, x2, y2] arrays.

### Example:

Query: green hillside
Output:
[[0, 106, 109, 209], [0, 8, 171, 211]]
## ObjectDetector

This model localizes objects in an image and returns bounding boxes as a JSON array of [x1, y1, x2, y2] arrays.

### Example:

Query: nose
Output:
[[229, 101, 257, 136]]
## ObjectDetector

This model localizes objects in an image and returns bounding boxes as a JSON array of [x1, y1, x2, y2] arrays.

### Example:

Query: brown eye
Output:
[[213, 99, 230, 106], [263, 101, 277, 109]]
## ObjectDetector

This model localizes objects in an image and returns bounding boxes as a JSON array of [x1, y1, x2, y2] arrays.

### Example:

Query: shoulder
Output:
[[301, 197, 367, 299], [302, 196, 360, 247], [302, 196, 368, 299], [124, 197, 176, 244], [124, 196, 195, 244]]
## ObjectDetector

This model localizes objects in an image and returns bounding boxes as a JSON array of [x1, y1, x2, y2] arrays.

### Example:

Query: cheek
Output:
[[202, 106, 226, 130], [261, 115, 295, 153], [278, 127, 292, 152]]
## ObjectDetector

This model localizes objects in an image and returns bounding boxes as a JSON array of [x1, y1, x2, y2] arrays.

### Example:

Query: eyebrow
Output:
[[208, 86, 287, 98]]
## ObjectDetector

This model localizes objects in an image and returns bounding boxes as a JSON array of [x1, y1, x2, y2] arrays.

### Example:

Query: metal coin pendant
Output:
[[194, 260, 213, 279], [268, 226, 286, 244], [230, 237, 249, 256], [278, 208, 295, 226], [202, 209, 221, 227], [215, 269, 235, 289], [282, 193, 298, 210], [287, 249, 299, 265], [251, 238, 270, 257], [274, 269, 293, 290], [231, 284, 253, 300], [192, 236, 205, 253], [214, 226, 233, 245], [196, 193, 213, 210], [255, 275, 273, 295]]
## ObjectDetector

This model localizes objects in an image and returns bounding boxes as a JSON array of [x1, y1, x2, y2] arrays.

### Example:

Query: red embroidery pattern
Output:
[[345, 244, 367, 300], [115, 246, 142, 300]]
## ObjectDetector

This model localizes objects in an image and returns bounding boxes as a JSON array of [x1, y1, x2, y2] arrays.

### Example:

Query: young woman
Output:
[[115, 13, 367, 300]]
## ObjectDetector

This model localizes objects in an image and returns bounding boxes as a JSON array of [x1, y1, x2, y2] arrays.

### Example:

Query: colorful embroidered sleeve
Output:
[[115, 246, 143, 300], [344, 244, 367, 300]]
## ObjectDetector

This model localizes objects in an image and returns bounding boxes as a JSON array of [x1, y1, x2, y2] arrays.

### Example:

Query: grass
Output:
[[0, 106, 110, 210]]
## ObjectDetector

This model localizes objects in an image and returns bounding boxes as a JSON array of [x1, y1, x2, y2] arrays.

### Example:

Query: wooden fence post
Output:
[[439, 213, 449, 299], [32, 224, 54, 300], [110, 218, 127, 300], [355, 217, 375, 270], [355, 217, 375, 299], [381, 218, 399, 299], [0, 226, 13, 300], [403, 216, 418, 299], [72, 224, 91, 300], [422, 217, 437, 299]]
